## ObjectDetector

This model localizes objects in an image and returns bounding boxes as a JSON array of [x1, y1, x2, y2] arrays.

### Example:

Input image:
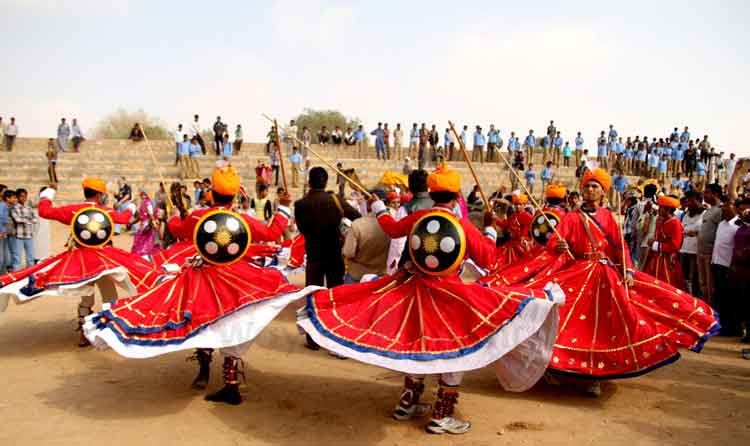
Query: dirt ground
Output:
[[0, 225, 748, 446]]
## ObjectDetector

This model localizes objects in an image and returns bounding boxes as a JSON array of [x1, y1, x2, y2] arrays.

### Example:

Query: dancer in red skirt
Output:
[[298, 166, 563, 435], [482, 168, 719, 396], [493, 192, 534, 268], [641, 195, 686, 289], [0, 178, 160, 347], [84, 163, 321, 405]]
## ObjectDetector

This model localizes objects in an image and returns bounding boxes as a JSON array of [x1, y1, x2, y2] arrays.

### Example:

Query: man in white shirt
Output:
[[71, 118, 85, 152], [712, 200, 739, 335], [680, 191, 704, 295], [284, 119, 298, 156], [190, 114, 205, 155], [173, 124, 185, 165], [393, 123, 404, 161], [5, 117, 18, 151]]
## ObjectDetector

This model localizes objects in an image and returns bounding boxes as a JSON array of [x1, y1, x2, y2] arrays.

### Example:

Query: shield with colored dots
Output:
[[408, 211, 466, 276], [70, 207, 114, 248], [193, 210, 251, 266]]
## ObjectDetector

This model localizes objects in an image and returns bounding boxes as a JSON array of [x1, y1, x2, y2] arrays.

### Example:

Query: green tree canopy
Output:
[[93, 108, 170, 139], [291, 108, 361, 134]]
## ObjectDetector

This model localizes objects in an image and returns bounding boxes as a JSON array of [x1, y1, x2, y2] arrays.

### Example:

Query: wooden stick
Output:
[[448, 121, 490, 211], [490, 136, 573, 258], [290, 135, 372, 199], [140, 125, 174, 209], [616, 192, 631, 290], [261, 114, 288, 191]]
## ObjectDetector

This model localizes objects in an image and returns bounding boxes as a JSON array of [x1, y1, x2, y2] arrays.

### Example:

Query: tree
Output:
[[93, 108, 170, 139], [291, 108, 361, 137]]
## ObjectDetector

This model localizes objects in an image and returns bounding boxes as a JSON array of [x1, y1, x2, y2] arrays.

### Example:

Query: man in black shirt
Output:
[[212, 116, 226, 156]]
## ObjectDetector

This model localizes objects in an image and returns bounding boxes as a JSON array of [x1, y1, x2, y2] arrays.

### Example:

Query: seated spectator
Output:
[[129, 123, 145, 142]]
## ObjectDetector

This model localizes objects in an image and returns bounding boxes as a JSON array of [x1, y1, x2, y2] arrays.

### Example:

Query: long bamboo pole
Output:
[[261, 114, 288, 191], [448, 121, 490, 211], [140, 125, 174, 209]]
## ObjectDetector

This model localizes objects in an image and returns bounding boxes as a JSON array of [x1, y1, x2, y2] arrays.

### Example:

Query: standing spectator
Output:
[[71, 118, 84, 152], [10, 188, 36, 270], [696, 158, 707, 189], [409, 123, 419, 161], [486, 124, 499, 162], [472, 126, 485, 164], [697, 183, 724, 305], [608, 124, 618, 143], [173, 123, 185, 165], [524, 163, 537, 197], [562, 141, 572, 167], [221, 133, 233, 160], [328, 125, 340, 155], [552, 131, 563, 167], [178, 134, 191, 179], [354, 125, 365, 158], [294, 167, 361, 341], [113, 177, 132, 235], [5, 117, 18, 151], [731, 198, 750, 342], [270, 148, 280, 186], [2, 189, 17, 272], [190, 114, 206, 155], [612, 170, 629, 204], [418, 123, 429, 169], [56, 117, 70, 152], [508, 131, 520, 160], [371, 122, 387, 160], [574, 131, 584, 165], [393, 123, 404, 161], [623, 196, 640, 264], [540, 161, 554, 193], [189, 137, 201, 178], [0, 186, 9, 273], [680, 190, 704, 296], [302, 126, 313, 155], [658, 155, 668, 185], [302, 159, 312, 195], [726, 153, 737, 181], [540, 133, 551, 164], [290, 147, 302, 188], [443, 128, 453, 161], [212, 116, 225, 156], [284, 120, 298, 155], [266, 125, 278, 154], [428, 124, 439, 162], [597, 131, 608, 170], [523, 130, 535, 164], [546, 120, 556, 147], [234, 124, 243, 154], [712, 200, 739, 335], [46, 138, 58, 183]]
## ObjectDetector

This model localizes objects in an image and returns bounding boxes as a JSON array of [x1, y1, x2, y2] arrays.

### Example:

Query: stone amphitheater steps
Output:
[[0, 138, 636, 205]]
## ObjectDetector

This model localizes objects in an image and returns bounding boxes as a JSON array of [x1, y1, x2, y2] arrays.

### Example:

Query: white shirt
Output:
[[679, 211, 703, 255], [711, 216, 739, 267], [71, 124, 84, 138], [174, 128, 185, 143], [190, 120, 201, 137], [5, 123, 18, 136]]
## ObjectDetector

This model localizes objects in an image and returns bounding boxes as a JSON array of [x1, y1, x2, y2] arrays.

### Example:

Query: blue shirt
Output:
[[613, 175, 628, 193], [460, 131, 468, 146], [179, 140, 191, 156], [624, 148, 633, 159], [355, 130, 365, 142], [697, 161, 707, 176], [473, 132, 485, 147], [290, 153, 302, 165], [553, 137, 563, 148], [662, 147, 672, 159], [541, 135, 550, 148], [189, 143, 201, 156], [575, 136, 584, 150], [658, 159, 668, 172], [608, 129, 618, 140], [370, 128, 385, 146], [681, 131, 690, 142], [0, 202, 8, 235], [649, 153, 659, 167], [673, 145, 684, 161], [488, 130, 499, 144], [524, 135, 536, 147], [637, 149, 647, 161], [444, 132, 451, 146], [524, 170, 536, 184], [672, 178, 687, 191], [541, 167, 553, 181], [223, 141, 233, 157], [509, 136, 520, 150]]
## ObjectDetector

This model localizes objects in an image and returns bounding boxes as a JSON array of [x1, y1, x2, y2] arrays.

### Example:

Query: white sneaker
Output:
[[392, 402, 431, 421], [426, 416, 471, 434]]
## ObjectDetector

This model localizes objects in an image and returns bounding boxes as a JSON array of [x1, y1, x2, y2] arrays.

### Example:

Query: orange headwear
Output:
[[658, 195, 680, 209], [580, 168, 611, 192], [211, 164, 241, 196], [82, 177, 106, 194], [427, 165, 461, 193], [512, 194, 529, 205], [545, 183, 567, 199]]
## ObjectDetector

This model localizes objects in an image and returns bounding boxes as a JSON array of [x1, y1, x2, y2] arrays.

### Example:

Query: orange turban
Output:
[[211, 165, 241, 196], [82, 177, 106, 193], [580, 168, 611, 192], [658, 195, 680, 209], [427, 166, 461, 193], [545, 183, 567, 199], [512, 194, 529, 205]]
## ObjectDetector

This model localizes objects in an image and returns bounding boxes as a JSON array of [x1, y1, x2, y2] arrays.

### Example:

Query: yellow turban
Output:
[[512, 194, 529, 205], [658, 195, 680, 209], [545, 183, 567, 199], [427, 165, 461, 193], [581, 168, 611, 192], [82, 177, 107, 193], [211, 165, 241, 196]]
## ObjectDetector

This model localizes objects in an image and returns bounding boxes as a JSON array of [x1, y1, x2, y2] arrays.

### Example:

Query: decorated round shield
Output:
[[70, 207, 114, 248], [530, 210, 562, 245], [408, 211, 466, 276], [193, 209, 251, 265]]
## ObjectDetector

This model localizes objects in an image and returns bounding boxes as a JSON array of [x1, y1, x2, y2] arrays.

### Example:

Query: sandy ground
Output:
[[0, 224, 749, 446]]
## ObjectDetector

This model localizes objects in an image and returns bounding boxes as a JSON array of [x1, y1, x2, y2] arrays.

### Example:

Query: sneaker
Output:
[[426, 416, 471, 435], [393, 402, 431, 421]]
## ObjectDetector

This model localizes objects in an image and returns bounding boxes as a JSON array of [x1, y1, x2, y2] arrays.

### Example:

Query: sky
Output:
[[1, 0, 749, 154]]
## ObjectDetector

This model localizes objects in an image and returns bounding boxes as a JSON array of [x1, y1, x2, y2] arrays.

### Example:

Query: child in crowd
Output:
[[524, 163, 537, 196]]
